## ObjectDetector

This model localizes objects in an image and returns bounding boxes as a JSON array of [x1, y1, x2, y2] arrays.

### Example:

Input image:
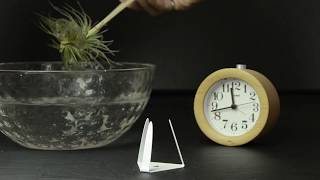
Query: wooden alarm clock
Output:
[[194, 64, 280, 146]]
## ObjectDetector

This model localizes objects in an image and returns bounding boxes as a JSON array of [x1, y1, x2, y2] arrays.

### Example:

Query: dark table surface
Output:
[[0, 92, 319, 180]]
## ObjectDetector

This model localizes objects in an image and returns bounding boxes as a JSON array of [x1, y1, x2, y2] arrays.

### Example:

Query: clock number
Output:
[[250, 113, 255, 122], [242, 120, 248, 129], [231, 122, 238, 131], [249, 92, 256, 100], [232, 81, 241, 91], [222, 83, 230, 93], [214, 112, 221, 120], [211, 102, 218, 111], [253, 103, 259, 112], [244, 84, 247, 93], [213, 92, 223, 101], [222, 119, 228, 128]]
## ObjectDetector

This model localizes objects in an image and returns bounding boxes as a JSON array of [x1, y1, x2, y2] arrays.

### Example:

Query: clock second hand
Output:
[[236, 102, 255, 115], [237, 101, 254, 107]]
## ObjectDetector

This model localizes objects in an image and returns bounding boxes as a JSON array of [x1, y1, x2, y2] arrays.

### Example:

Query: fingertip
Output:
[[137, 0, 161, 16], [129, 2, 143, 10], [119, 0, 142, 10], [174, 0, 193, 11]]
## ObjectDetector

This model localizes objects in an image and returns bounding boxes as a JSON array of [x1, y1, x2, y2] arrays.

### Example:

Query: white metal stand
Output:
[[137, 118, 185, 173]]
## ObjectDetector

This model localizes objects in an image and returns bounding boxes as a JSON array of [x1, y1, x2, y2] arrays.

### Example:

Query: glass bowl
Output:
[[0, 62, 155, 150]]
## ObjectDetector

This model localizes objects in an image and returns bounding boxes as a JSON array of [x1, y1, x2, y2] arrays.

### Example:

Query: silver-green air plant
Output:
[[40, 0, 135, 69], [40, 4, 116, 69]]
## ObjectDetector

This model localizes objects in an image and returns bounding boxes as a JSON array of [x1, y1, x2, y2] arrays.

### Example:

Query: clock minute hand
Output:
[[230, 87, 235, 105], [230, 88, 238, 110]]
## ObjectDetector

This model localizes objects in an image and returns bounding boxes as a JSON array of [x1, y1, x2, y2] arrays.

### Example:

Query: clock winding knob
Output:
[[236, 64, 247, 69]]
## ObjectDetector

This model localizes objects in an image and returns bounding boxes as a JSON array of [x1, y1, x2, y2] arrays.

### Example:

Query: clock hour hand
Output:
[[211, 106, 232, 112]]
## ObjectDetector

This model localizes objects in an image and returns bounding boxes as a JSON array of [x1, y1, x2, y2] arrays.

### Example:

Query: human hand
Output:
[[120, 0, 201, 15]]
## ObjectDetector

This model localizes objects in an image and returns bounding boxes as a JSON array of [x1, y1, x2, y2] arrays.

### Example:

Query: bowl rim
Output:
[[0, 61, 155, 73]]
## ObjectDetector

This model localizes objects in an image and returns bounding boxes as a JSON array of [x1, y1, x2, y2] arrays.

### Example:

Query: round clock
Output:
[[194, 64, 280, 146]]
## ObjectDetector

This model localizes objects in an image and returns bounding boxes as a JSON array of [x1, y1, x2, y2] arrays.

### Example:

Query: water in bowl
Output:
[[0, 97, 148, 150]]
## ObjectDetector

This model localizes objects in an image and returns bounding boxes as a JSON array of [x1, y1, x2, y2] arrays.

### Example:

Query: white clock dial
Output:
[[204, 78, 261, 136]]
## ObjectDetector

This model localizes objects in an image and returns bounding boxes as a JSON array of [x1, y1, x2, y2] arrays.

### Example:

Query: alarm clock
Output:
[[194, 64, 280, 146]]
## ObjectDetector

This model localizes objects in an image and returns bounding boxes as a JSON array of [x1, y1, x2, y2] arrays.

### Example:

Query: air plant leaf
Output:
[[39, 3, 116, 69]]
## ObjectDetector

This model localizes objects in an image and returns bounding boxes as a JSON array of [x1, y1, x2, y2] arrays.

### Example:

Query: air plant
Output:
[[39, 0, 135, 69]]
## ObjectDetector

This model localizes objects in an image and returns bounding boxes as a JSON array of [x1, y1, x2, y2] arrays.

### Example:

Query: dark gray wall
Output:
[[0, 0, 319, 91]]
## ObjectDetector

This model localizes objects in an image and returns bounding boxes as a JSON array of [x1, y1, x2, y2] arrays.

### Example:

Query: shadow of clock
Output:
[[197, 130, 285, 148], [193, 146, 293, 179]]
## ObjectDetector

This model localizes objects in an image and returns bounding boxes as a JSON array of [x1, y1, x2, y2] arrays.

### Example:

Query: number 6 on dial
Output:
[[194, 64, 280, 146]]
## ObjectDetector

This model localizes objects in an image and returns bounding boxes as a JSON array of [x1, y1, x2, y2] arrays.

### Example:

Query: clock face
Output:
[[204, 78, 261, 137]]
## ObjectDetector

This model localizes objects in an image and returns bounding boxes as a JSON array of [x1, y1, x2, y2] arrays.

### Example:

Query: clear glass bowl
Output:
[[0, 62, 155, 150]]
